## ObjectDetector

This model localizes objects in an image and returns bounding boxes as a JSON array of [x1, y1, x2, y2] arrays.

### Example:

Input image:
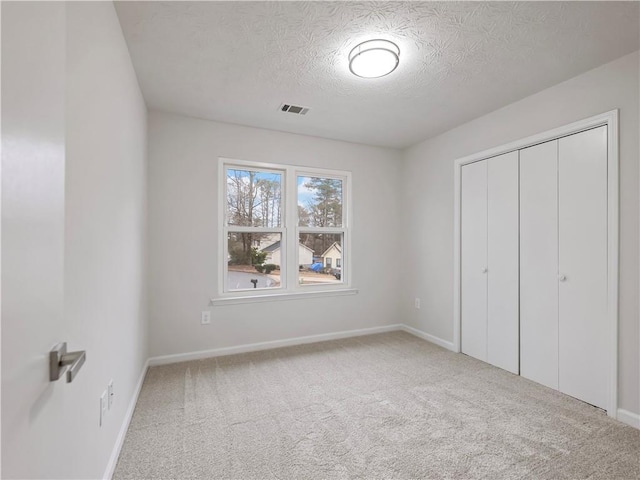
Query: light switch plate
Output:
[[108, 380, 114, 410], [100, 390, 108, 426]]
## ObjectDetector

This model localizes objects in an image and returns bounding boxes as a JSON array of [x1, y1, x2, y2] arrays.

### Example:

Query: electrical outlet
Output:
[[100, 390, 108, 426], [415, 298, 421, 309], [108, 380, 114, 410], [201, 311, 211, 325]]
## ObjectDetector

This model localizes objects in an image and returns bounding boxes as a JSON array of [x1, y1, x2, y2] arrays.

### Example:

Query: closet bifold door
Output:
[[487, 151, 519, 374], [558, 126, 608, 410], [519, 139, 559, 390], [461, 152, 519, 369], [461, 160, 488, 362]]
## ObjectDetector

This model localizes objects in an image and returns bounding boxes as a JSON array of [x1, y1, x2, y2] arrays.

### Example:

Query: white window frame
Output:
[[214, 157, 356, 305]]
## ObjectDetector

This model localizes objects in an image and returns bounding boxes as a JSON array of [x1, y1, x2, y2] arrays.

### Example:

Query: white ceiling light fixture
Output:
[[348, 39, 400, 78]]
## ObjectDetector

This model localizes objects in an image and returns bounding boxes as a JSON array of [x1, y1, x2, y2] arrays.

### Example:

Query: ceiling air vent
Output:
[[280, 103, 310, 115]]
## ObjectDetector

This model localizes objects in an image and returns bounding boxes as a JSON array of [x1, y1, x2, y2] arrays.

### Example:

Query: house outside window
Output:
[[219, 158, 351, 299]]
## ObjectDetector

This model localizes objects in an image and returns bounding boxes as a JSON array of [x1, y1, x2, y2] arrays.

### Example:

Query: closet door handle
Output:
[[481, 267, 488, 274], [558, 274, 567, 282]]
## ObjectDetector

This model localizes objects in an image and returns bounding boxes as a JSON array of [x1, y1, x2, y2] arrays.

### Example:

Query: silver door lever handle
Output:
[[50, 342, 86, 383]]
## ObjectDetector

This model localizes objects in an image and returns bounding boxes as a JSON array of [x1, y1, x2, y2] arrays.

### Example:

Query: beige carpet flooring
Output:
[[114, 331, 640, 479]]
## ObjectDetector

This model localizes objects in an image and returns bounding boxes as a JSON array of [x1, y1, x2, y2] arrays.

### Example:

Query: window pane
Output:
[[297, 176, 342, 227], [298, 233, 343, 285], [227, 232, 281, 290], [227, 168, 282, 227]]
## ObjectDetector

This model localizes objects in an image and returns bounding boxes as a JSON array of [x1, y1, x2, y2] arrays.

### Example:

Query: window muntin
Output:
[[221, 159, 350, 296]]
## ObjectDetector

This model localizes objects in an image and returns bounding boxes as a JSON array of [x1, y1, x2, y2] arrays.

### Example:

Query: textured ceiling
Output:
[[115, 1, 640, 148]]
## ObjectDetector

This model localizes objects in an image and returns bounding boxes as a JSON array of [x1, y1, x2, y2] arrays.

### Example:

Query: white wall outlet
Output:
[[108, 380, 114, 410], [415, 298, 421, 309], [100, 390, 108, 426], [201, 311, 211, 325]]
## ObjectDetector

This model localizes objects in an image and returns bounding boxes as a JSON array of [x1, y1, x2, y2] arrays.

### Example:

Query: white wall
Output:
[[400, 51, 640, 416], [64, 2, 148, 478], [2, 2, 148, 478], [148, 111, 401, 357]]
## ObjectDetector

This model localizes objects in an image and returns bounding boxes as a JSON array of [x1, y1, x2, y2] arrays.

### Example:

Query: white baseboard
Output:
[[103, 359, 149, 480], [616, 408, 640, 429], [400, 324, 456, 351], [148, 324, 404, 366]]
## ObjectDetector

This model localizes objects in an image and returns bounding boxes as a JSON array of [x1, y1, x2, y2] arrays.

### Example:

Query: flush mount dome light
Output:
[[349, 39, 400, 78]]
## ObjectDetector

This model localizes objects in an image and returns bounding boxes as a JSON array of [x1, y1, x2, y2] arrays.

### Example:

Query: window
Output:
[[220, 158, 351, 298]]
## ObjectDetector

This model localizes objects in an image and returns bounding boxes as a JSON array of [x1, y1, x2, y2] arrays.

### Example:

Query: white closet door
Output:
[[520, 140, 559, 390], [558, 126, 608, 409], [487, 151, 519, 374], [461, 160, 488, 362]]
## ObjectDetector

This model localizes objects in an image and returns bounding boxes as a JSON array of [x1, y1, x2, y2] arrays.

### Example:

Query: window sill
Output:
[[210, 288, 359, 306]]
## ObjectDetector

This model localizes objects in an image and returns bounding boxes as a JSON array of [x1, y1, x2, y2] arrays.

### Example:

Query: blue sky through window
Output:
[[226, 169, 281, 184], [297, 176, 316, 207]]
